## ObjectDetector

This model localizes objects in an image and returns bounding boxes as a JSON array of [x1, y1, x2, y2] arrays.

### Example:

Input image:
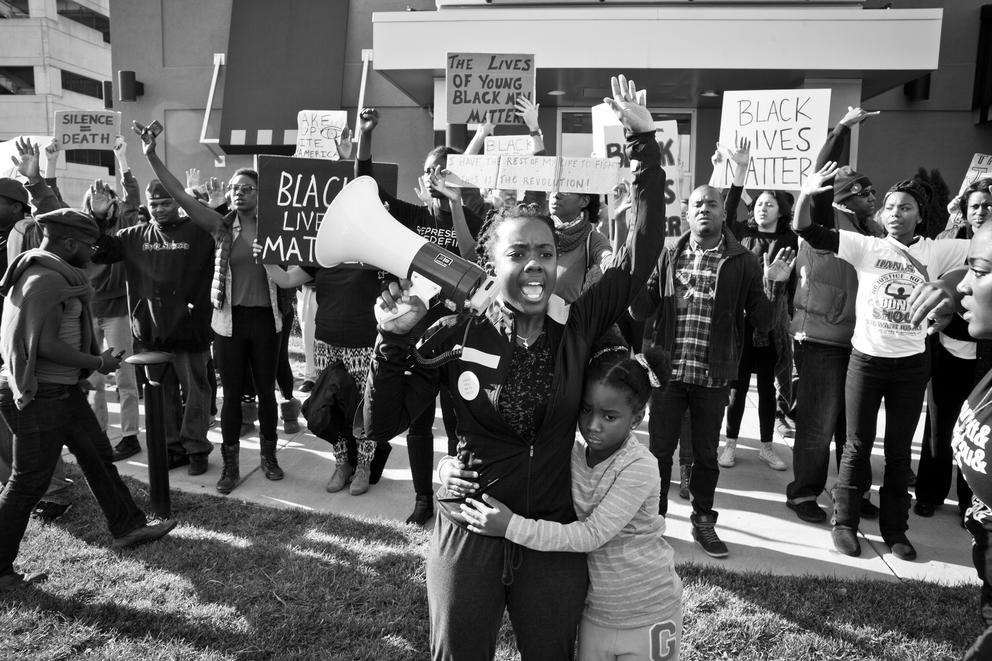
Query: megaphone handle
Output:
[[374, 273, 443, 324], [375, 297, 420, 324]]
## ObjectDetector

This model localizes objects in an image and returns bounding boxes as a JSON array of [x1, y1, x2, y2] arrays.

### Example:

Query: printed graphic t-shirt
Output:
[[953, 369, 992, 509], [837, 232, 969, 358]]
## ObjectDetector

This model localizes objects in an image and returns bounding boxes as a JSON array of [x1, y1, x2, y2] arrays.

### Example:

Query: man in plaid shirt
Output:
[[632, 185, 794, 558]]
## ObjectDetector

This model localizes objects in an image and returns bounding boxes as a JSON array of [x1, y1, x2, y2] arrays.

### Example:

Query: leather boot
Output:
[[260, 435, 284, 481], [216, 444, 240, 494], [280, 398, 302, 434]]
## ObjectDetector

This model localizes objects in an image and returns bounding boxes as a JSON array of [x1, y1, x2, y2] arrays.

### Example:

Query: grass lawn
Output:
[[0, 467, 984, 661]]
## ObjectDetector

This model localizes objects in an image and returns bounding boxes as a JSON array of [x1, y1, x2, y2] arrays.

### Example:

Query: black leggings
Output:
[[407, 386, 459, 497], [725, 326, 777, 444], [215, 306, 279, 445], [242, 309, 295, 402]]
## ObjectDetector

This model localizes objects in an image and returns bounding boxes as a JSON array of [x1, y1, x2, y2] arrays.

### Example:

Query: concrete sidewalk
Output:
[[106, 386, 979, 588]]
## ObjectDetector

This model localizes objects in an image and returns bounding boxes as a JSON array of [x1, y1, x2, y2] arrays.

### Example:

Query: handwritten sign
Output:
[[484, 135, 535, 156], [710, 89, 831, 190], [294, 110, 348, 160], [557, 158, 619, 194], [960, 153, 992, 195], [447, 155, 619, 194], [446, 52, 535, 125], [54, 110, 120, 149], [445, 155, 501, 189], [257, 156, 398, 267], [496, 156, 560, 192]]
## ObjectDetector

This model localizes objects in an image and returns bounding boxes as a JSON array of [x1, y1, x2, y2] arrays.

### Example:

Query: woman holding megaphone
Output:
[[365, 76, 666, 661]]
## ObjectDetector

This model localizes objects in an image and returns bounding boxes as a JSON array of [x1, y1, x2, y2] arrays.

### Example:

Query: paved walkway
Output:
[[105, 385, 979, 587]]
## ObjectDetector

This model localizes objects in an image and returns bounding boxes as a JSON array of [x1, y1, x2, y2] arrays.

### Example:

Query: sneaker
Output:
[[831, 526, 861, 556], [405, 494, 435, 526], [775, 417, 796, 440], [0, 570, 48, 592], [31, 501, 72, 523], [860, 496, 879, 520], [717, 437, 737, 468], [188, 453, 209, 476], [167, 453, 190, 471], [758, 444, 787, 471], [679, 464, 692, 500], [884, 534, 917, 561], [326, 462, 355, 493], [787, 500, 827, 523], [913, 501, 937, 517], [112, 435, 141, 462], [691, 514, 729, 558], [350, 464, 371, 496], [111, 519, 177, 549], [300, 379, 316, 393]]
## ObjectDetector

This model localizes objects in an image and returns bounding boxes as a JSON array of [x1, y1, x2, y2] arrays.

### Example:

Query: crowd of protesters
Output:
[[2, 70, 992, 659]]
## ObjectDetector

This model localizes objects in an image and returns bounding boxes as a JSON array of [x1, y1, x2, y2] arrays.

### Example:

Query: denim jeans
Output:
[[787, 340, 852, 504], [89, 314, 140, 437], [649, 381, 729, 517], [0, 414, 72, 506], [0, 383, 147, 575], [162, 349, 213, 456], [832, 350, 929, 538]]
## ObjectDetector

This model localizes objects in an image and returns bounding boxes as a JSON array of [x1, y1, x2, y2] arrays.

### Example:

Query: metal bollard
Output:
[[125, 351, 176, 519]]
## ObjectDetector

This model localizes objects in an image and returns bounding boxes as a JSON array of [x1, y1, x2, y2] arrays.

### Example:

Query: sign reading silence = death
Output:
[[446, 52, 535, 125], [257, 156, 398, 267], [54, 110, 120, 149]]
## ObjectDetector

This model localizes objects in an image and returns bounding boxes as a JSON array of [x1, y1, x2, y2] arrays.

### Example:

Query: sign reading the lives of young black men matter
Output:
[[54, 110, 121, 149], [711, 89, 831, 190], [446, 53, 535, 125], [257, 156, 398, 267]]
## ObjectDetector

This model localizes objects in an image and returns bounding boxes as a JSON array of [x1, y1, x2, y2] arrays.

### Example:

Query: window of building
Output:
[[61, 69, 103, 99], [66, 149, 115, 175], [57, 0, 110, 43], [0, 67, 35, 95], [0, 0, 29, 18]]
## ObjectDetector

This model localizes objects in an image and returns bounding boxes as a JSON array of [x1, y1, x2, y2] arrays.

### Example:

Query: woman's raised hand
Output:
[[603, 74, 654, 134], [763, 247, 796, 282], [801, 161, 840, 197]]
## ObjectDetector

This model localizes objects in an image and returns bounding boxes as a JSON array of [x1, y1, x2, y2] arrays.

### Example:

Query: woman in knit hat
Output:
[[794, 162, 971, 562]]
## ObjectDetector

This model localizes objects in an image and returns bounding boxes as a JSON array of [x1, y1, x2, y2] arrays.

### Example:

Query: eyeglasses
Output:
[[853, 188, 876, 198], [226, 184, 256, 194]]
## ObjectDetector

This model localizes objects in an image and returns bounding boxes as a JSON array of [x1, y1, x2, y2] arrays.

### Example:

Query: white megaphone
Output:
[[315, 176, 497, 323]]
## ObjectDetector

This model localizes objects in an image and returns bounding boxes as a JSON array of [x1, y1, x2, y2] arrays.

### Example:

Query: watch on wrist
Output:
[[529, 129, 543, 137]]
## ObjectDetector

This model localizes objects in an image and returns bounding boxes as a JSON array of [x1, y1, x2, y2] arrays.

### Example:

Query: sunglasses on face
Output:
[[853, 188, 876, 198], [226, 184, 256, 194]]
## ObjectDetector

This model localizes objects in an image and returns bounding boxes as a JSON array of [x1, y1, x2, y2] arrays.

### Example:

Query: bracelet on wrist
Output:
[[529, 129, 543, 138]]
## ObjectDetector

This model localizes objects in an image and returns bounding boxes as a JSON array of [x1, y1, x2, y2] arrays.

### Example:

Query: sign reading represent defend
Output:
[[257, 156, 398, 267], [55, 110, 120, 149], [712, 89, 831, 190], [446, 53, 535, 125]]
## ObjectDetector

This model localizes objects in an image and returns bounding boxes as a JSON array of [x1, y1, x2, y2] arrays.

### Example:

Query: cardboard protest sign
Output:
[[294, 110, 348, 160], [960, 153, 992, 194], [446, 155, 619, 194], [445, 155, 501, 189], [54, 110, 120, 149], [446, 53, 535, 125], [257, 157, 398, 267], [711, 89, 831, 190], [0, 136, 54, 178], [484, 135, 535, 156]]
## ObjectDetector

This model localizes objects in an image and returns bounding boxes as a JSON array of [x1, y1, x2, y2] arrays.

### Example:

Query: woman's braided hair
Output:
[[475, 202, 559, 264], [586, 329, 669, 411]]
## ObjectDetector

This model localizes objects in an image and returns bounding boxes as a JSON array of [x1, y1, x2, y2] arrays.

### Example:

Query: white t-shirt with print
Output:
[[838, 232, 969, 358]]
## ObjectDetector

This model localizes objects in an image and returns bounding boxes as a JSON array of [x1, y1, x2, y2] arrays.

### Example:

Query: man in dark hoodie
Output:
[[0, 209, 176, 592], [92, 179, 215, 474]]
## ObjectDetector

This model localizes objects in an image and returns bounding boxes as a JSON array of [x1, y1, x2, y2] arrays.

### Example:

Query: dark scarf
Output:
[[556, 215, 593, 254]]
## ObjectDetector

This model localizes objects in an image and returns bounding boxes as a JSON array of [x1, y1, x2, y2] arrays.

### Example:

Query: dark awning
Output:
[[219, 0, 350, 155]]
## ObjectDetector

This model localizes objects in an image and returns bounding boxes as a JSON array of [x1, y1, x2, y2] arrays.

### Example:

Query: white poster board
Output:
[[54, 110, 120, 150], [0, 135, 55, 179], [484, 135, 535, 156], [960, 153, 992, 195], [294, 110, 348, 160]]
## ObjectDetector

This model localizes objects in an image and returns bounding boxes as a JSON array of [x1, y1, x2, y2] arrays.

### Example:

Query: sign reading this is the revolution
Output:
[[257, 156, 398, 267], [712, 89, 831, 190], [54, 110, 120, 149], [294, 110, 348, 160], [446, 154, 619, 194], [446, 52, 535, 125]]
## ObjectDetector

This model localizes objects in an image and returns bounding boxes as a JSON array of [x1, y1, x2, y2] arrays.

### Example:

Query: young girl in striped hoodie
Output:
[[460, 337, 682, 661]]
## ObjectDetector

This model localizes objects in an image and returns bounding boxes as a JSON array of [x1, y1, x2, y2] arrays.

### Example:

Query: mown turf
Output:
[[0, 468, 984, 660]]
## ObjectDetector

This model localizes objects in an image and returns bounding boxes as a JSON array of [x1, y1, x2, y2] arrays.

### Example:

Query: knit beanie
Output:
[[146, 179, 172, 202], [833, 166, 872, 203], [884, 178, 933, 224]]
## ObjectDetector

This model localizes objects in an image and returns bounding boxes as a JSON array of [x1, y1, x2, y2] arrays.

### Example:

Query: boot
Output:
[[260, 435, 284, 481], [240, 400, 257, 437], [350, 440, 376, 495], [679, 463, 692, 500], [326, 440, 355, 493], [280, 398, 302, 435], [216, 443, 240, 494], [405, 493, 435, 526]]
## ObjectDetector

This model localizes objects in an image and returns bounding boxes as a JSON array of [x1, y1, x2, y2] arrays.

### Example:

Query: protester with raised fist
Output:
[[0, 209, 176, 593], [794, 162, 970, 561], [138, 123, 286, 495], [365, 74, 666, 660]]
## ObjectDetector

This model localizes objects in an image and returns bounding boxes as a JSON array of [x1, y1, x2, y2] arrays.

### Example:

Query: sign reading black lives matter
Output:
[[446, 53, 535, 125], [257, 156, 398, 267]]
